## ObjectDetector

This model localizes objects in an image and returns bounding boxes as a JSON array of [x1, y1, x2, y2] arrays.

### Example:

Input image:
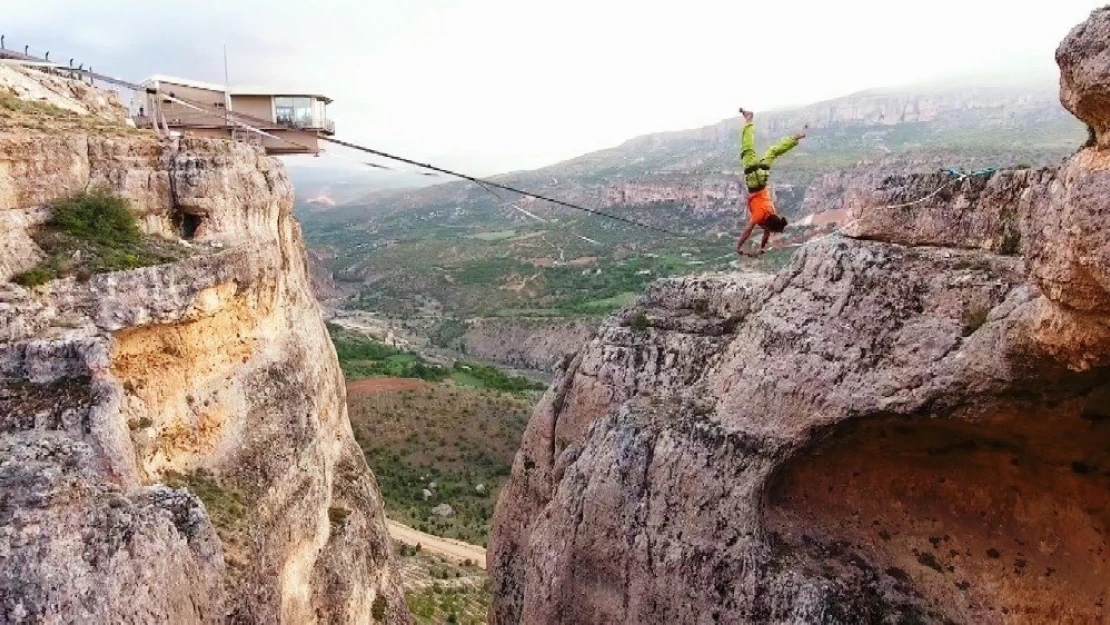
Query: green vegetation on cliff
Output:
[[13, 189, 187, 287]]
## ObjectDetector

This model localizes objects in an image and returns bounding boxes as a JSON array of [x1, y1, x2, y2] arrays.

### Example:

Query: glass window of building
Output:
[[275, 96, 325, 127], [275, 97, 295, 124], [293, 97, 312, 123]]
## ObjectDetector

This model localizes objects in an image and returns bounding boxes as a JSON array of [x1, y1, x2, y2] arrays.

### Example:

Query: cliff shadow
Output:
[[764, 378, 1110, 624]]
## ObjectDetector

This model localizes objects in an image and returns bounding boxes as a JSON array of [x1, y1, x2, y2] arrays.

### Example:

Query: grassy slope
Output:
[[331, 325, 540, 545], [348, 384, 531, 546], [304, 203, 803, 317], [396, 546, 490, 625]]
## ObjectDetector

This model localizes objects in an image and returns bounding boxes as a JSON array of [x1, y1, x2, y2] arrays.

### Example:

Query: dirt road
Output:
[[386, 519, 487, 570]]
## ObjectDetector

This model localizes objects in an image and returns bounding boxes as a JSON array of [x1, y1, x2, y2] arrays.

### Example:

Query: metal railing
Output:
[[132, 110, 336, 138], [232, 128, 263, 147], [274, 115, 335, 134]]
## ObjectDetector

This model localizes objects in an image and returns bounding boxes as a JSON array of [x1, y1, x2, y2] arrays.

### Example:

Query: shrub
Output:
[[371, 596, 387, 622], [327, 323, 450, 382], [451, 361, 546, 393], [328, 506, 351, 530], [11, 189, 183, 286], [999, 230, 1022, 256], [631, 311, 650, 333], [164, 471, 247, 534], [49, 188, 140, 248], [12, 263, 59, 288]]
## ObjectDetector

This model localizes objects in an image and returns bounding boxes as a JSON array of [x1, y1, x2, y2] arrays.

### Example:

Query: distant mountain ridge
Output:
[[295, 75, 1087, 318], [325, 76, 1082, 225]]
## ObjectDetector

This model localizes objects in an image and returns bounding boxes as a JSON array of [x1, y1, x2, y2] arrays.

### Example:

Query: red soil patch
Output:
[[346, 377, 431, 397]]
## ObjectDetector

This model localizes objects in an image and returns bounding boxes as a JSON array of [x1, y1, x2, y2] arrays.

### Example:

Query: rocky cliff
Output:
[[455, 318, 596, 373], [488, 8, 1110, 624], [0, 69, 408, 623], [600, 176, 743, 215], [798, 152, 1066, 218]]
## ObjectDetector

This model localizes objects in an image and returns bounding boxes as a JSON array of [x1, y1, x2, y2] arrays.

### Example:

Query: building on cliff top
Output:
[[131, 74, 334, 155]]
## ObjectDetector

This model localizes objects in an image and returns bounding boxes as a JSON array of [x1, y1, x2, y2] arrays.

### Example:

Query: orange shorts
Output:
[[747, 188, 776, 226]]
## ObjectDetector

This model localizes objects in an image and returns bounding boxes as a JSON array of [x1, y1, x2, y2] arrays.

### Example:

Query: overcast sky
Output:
[[5, 0, 1102, 174]]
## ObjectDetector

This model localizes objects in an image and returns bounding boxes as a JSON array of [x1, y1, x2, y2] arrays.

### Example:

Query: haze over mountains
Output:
[[295, 71, 1081, 220], [294, 73, 1085, 319]]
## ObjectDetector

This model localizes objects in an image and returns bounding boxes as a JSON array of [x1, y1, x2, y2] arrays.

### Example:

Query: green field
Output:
[[468, 229, 517, 241], [329, 324, 545, 392]]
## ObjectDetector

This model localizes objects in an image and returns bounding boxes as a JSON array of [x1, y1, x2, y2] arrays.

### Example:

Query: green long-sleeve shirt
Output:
[[741, 122, 799, 192]]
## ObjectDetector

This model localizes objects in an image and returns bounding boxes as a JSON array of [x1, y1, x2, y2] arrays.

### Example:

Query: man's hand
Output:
[[739, 108, 754, 123], [793, 124, 809, 141]]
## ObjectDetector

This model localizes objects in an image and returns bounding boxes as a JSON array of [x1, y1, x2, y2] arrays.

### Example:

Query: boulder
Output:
[[1057, 6, 1110, 148]]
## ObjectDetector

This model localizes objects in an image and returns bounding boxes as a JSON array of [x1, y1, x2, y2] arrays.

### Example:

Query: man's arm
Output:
[[759, 228, 772, 251], [736, 220, 758, 254]]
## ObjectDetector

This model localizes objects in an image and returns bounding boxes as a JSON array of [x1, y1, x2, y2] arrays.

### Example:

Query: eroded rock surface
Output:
[[0, 72, 408, 624], [1057, 6, 1110, 147], [455, 317, 596, 373], [489, 7, 1110, 624]]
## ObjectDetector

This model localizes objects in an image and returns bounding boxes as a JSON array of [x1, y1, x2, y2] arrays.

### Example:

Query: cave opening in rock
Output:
[[765, 380, 1110, 624], [179, 213, 203, 240]]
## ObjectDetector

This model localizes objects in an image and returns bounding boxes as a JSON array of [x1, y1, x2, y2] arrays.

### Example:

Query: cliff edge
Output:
[[489, 8, 1110, 624], [0, 68, 409, 623]]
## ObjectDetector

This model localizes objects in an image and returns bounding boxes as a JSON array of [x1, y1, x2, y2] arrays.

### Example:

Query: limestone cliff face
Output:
[[489, 8, 1110, 625], [601, 176, 743, 215], [0, 72, 408, 623], [798, 152, 1065, 218], [456, 318, 596, 373]]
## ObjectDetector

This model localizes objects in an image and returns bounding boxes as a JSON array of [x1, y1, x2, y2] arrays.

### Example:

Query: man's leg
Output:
[[741, 121, 759, 170]]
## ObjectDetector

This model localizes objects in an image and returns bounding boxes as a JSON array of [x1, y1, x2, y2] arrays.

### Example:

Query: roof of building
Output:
[[140, 74, 333, 104]]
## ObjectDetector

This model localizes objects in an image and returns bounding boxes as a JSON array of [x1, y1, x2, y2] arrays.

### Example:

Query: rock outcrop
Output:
[[1057, 6, 1110, 149], [489, 8, 1110, 624], [841, 167, 1052, 254], [454, 318, 596, 373], [601, 176, 743, 215], [798, 153, 1063, 218], [0, 70, 408, 623]]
